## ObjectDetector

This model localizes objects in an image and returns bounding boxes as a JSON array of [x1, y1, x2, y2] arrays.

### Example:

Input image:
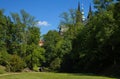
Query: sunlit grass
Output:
[[0, 72, 117, 79]]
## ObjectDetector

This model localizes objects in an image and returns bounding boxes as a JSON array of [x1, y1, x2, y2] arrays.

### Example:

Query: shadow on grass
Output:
[[58, 72, 120, 79]]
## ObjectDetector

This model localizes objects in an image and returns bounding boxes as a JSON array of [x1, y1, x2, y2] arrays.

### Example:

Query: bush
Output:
[[9, 55, 25, 72], [43, 67, 51, 72], [0, 65, 6, 74], [0, 50, 10, 66], [33, 64, 39, 72], [50, 58, 61, 71]]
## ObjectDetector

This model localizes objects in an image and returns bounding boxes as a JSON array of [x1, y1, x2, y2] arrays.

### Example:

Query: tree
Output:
[[50, 57, 61, 71], [94, 0, 114, 12], [0, 49, 10, 67], [114, 1, 120, 26], [59, 9, 77, 36], [27, 27, 40, 45], [43, 30, 62, 67], [0, 10, 7, 51], [59, 9, 76, 25], [25, 44, 45, 69], [0, 9, 44, 72], [9, 54, 25, 72], [43, 30, 72, 71]]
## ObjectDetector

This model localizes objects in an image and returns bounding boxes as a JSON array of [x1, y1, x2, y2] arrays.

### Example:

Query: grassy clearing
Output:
[[0, 72, 117, 79]]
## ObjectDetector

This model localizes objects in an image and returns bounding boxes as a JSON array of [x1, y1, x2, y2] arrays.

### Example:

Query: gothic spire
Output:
[[78, 1, 80, 12], [87, 4, 92, 19], [89, 4, 92, 13], [76, 1, 82, 23]]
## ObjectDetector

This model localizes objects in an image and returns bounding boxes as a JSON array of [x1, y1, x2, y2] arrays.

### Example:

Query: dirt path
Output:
[[0, 73, 20, 77]]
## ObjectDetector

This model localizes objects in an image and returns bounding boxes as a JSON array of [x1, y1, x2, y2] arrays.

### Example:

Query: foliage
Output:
[[33, 64, 39, 72], [56, 39, 72, 58], [43, 30, 62, 66], [54, 1, 120, 76], [25, 44, 45, 69], [0, 50, 10, 66], [43, 30, 72, 71], [9, 55, 25, 72], [0, 9, 43, 72], [93, 0, 114, 12], [59, 9, 76, 25], [0, 1, 120, 77], [0, 65, 6, 74], [50, 57, 61, 70], [114, 1, 120, 25]]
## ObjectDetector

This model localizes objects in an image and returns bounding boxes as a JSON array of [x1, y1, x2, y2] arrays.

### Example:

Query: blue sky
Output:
[[0, 0, 93, 35]]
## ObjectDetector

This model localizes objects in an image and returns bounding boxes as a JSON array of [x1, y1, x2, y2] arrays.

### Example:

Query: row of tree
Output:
[[43, 0, 120, 76], [0, 0, 120, 76], [0, 10, 45, 72]]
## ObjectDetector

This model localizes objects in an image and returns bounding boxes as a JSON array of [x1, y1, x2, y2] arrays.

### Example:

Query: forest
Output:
[[0, 0, 120, 77]]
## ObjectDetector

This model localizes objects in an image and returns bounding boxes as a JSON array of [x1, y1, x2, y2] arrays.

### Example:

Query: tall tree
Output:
[[94, 0, 114, 12], [43, 30, 62, 66]]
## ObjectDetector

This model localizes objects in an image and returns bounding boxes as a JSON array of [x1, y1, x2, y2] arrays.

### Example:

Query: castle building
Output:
[[39, 40, 44, 46], [59, 2, 92, 35]]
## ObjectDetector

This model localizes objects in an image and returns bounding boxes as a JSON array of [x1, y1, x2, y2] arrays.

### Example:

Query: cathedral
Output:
[[76, 2, 92, 22], [59, 2, 92, 35]]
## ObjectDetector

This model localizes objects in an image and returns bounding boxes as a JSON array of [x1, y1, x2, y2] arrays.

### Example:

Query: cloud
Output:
[[37, 21, 50, 26]]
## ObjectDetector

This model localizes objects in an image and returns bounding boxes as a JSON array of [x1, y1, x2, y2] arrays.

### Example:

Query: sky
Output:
[[0, 0, 93, 35]]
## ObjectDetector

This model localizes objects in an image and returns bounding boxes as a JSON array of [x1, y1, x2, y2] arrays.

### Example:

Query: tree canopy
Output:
[[0, 0, 120, 77]]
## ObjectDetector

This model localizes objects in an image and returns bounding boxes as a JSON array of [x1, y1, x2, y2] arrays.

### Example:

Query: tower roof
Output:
[[87, 4, 92, 19], [78, 1, 80, 11], [89, 4, 92, 13]]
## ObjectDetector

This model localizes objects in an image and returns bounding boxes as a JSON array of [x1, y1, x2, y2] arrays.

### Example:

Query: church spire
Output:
[[87, 4, 92, 19], [76, 1, 82, 23], [78, 1, 80, 11], [89, 4, 92, 13]]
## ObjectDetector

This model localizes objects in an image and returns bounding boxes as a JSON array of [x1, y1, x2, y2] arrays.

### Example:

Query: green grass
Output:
[[0, 72, 117, 79]]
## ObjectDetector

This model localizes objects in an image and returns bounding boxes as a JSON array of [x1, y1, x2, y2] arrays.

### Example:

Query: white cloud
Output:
[[37, 21, 50, 26]]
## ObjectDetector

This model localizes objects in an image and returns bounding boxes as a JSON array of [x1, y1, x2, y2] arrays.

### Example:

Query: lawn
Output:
[[0, 72, 117, 79]]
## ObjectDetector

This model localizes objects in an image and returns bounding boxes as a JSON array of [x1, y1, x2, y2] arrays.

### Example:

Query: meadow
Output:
[[0, 72, 117, 79]]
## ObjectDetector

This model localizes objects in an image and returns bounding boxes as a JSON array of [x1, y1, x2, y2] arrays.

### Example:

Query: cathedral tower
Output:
[[76, 1, 85, 23], [81, 3, 85, 21], [87, 4, 92, 19], [76, 2, 82, 23]]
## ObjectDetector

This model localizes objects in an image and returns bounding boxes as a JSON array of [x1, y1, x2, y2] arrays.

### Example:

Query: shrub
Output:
[[0, 50, 10, 66], [0, 65, 6, 74], [9, 55, 25, 72], [50, 57, 61, 71], [33, 64, 39, 72], [43, 67, 51, 72]]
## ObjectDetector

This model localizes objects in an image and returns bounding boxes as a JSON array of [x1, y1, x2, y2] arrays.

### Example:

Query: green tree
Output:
[[114, 1, 120, 25], [0, 9, 7, 51], [0, 9, 44, 72], [9, 54, 25, 72], [69, 7, 117, 73], [50, 57, 61, 71], [0, 49, 10, 67], [25, 44, 45, 69], [43, 30, 72, 71], [43, 30, 62, 67], [94, 0, 114, 12]]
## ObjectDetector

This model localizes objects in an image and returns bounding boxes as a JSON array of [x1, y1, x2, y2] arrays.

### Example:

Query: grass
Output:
[[0, 72, 117, 79]]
